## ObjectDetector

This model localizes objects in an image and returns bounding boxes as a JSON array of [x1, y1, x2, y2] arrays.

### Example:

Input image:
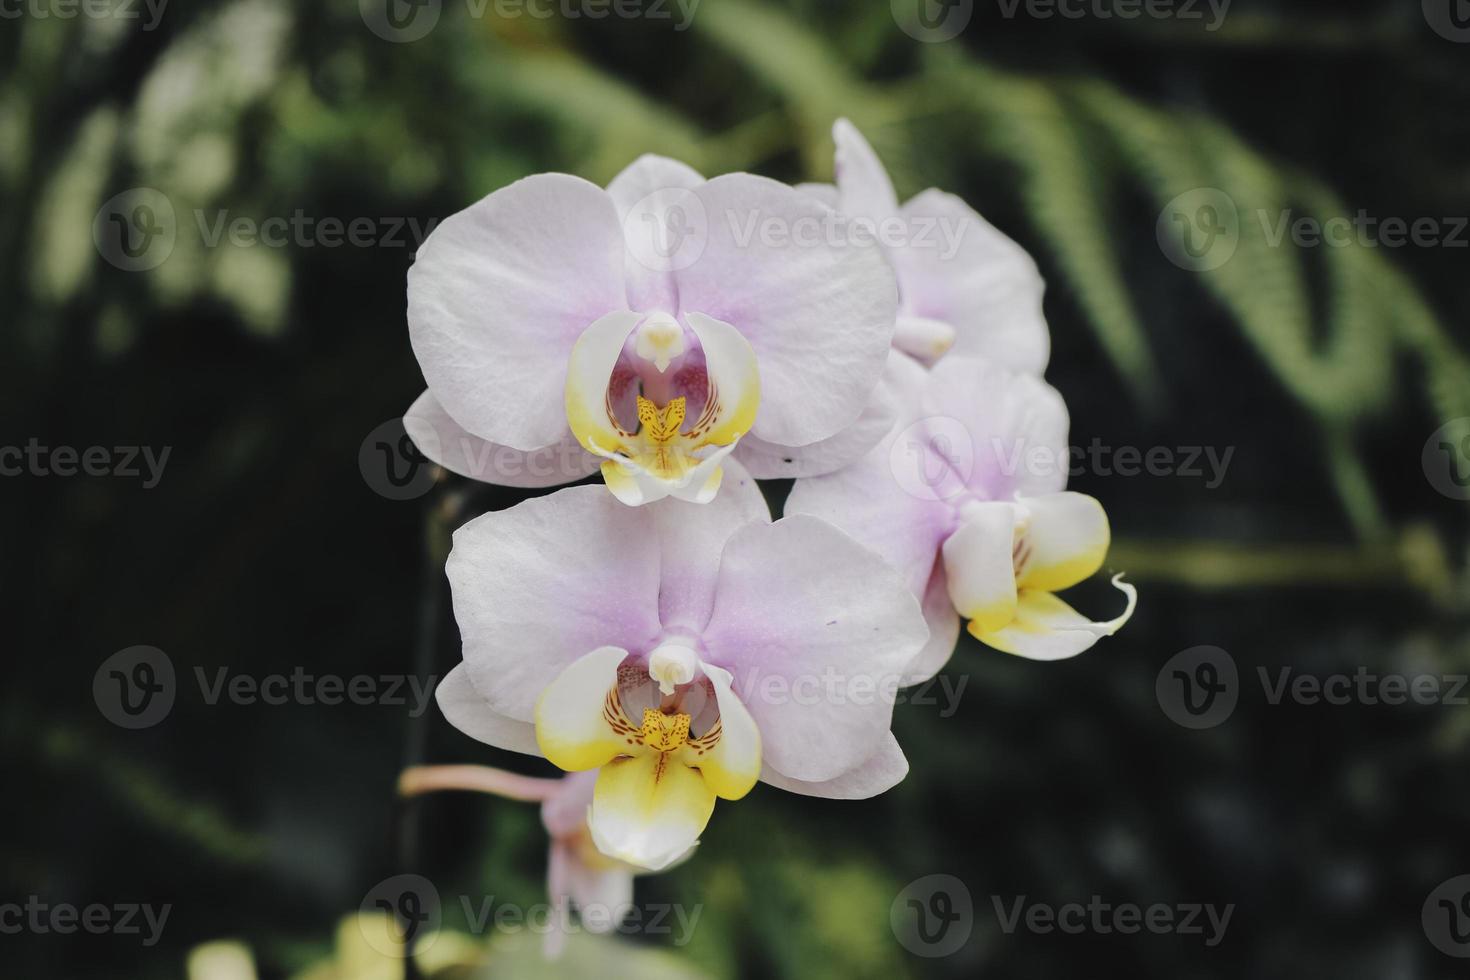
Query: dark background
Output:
[[3, 0, 1469, 976]]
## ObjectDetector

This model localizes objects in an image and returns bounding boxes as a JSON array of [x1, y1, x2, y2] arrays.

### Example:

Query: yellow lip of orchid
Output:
[[564, 310, 760, 507], [533, 644, 762, 872], [944, 492, 1137, 661]]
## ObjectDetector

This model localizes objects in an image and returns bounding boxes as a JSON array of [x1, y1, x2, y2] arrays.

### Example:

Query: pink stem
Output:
[[398, 764, 561, 802]]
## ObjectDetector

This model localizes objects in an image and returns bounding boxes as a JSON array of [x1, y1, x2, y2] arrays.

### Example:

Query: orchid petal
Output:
[[701, 516, 929, 782], [606, 154, 704, 218], [447, 488, 661, 720], [832, 118, 900, 227], [795, 181, 840, 209], [648, 459, 770, 633], [785, 352, 956, 598], [589, 753, 716, 871], [732, 348, 902, 479], [760, 732, 908, 800], [674, 173, 896, 447], [894, 189, 1049, 373], [923, 355, 1070, 500], [408, 173, 627, 450], [941, 501, 1019, 634], [692, 663, 761, 801], [434, 664, 541, 757], [903, 559, 963, 685], [405, 390, 599, 488], [564, 310, 646, 458], [535, 646, 633, 772], [1017, 491, 1110, 593], [973, 576, 1138, 661]]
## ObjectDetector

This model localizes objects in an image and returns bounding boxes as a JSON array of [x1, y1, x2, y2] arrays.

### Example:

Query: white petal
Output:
[[1017, 491, 1110, 593], [434, 664, 542, 757], [760, 732, 908, 800], [923, 355, 1070, 499], [648, 458, 770, 632], [606, 154, 705, 218], [693, 663, 762, 801], [589, 753, 716, 872], [700, 516, 929, 782], [564, 309, 647, 458], [447, 487, 661, 720], [975, 575, 1138, 661], [405, 390, 599, 488], [785, 352, 957, 598], [794, 181, 840, 208], [902, 558, 964, 685], [832, 118, 900, 226], [673, 172, 897, 447], [408, 174, 628, 450], [535, 646, 633, 772], [895, 189, 1050, 374], [941, 501, 1019, 634], [731, 348, 902, 479]]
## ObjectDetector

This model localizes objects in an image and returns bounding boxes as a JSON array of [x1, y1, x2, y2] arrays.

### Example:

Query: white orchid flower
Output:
[[799, 118, 1050, 372], [787, 355, 1135, 677], [434, 464, 929, 870], [404, 155, 899, 503]]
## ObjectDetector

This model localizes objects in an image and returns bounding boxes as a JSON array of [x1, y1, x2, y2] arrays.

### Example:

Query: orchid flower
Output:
[[405, 155, 898, 503], [398, 765, 663, 958], [787, 355, 1135, 674], [799, 119, 1050, 372], [434, 464, 929, 870]]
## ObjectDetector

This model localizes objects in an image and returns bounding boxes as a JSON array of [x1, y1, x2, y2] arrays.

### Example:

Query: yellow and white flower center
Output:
[[564, 310, 761, 507], [533, 645, 763, 870]]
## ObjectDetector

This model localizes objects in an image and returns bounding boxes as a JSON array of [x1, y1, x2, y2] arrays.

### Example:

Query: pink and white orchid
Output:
[[800, 119, 1050, 372], [786, 354, 1135, 675], [405, 155, 898, 504], [434, 465, 929, 870], [398, 765, 661, 958]]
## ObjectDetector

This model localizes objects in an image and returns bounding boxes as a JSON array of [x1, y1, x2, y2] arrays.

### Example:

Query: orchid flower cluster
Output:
[[402, 120, 1136, 927]]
